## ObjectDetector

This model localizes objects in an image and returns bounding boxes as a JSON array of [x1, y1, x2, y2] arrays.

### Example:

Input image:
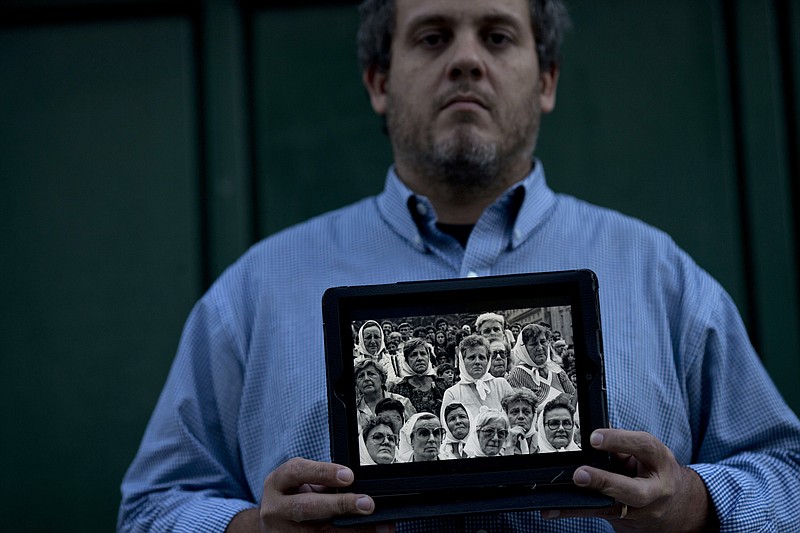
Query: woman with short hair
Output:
[[359, 415, 399, 465], [501, 388, 539, 454], [354, 359, 416, 432]]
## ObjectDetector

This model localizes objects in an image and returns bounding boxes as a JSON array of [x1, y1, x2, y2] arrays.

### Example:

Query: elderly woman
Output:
[[355, 359, 415, 432], [354, 320, 398, 387], [392, 338, 443, 415], [508, 324, 575, 406], [501, 388, 539, 454], [441, 335, 513, 421], [488, 338, 512, 379], [397, 413, 446, 462], [359, 415, 399, 465], [463, 406, 512, 457], [440, 400, 471, 459], [537, 396, 581, 452]]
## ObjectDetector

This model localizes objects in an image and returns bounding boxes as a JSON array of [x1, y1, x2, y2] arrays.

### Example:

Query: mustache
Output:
[[435, 85, 492, 110]]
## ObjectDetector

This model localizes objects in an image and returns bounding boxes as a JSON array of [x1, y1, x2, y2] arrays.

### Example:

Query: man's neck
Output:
[[395, 159, 532, 224]]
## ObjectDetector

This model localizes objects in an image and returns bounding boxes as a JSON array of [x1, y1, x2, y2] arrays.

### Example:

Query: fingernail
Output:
[[590, 431, 604, 447], [542, 510, 560, 519], [356, 496, 373, 512], [336, 468, 353, 483], [574, 469, 591, 485]]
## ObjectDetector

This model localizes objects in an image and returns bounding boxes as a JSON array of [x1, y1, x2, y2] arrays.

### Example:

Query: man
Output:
[[119, 0, 800, 531]]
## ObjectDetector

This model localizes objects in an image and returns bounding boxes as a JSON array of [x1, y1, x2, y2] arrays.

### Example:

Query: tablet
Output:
[[323, 270, 611, 523]]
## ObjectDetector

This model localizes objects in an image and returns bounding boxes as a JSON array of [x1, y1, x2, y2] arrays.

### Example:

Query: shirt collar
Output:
[[376, 159, 556, 251]]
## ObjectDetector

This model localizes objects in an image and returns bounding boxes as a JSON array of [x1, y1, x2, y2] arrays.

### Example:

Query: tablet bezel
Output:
[[323, 270, 609, 498]]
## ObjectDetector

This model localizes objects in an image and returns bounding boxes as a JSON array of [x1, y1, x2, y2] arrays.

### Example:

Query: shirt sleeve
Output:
[[117, 292, 256, 532], [685, 288, 800, 531]]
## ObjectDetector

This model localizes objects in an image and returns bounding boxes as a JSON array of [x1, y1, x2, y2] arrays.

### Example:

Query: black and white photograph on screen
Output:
[[351, 306, 581, 465]]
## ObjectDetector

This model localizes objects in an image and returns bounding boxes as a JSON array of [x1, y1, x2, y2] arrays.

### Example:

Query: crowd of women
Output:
[[352, 315, 581, 465]]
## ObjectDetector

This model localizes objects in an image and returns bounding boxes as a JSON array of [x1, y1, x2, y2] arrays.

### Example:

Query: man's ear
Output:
[[363, 64, 388, 115], [539, 64, 560, 114]]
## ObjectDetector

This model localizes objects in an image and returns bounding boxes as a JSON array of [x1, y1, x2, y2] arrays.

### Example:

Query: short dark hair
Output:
[[436, 363, 455, 376], [362, 414, 397, 442], [375, 397, 404, 418], [357, 0, 570, 73], [542, 395, 575, 420], [402, 337, 428, 359], [458, 334, 490, 356]]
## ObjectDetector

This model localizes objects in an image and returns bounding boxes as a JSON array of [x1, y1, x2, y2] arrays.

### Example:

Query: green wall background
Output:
[[1, 0, 798, 530]]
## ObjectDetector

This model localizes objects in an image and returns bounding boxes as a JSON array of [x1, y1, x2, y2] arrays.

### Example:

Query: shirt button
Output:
[[467, 271, 478, 278], [416, 202, 427, 216]]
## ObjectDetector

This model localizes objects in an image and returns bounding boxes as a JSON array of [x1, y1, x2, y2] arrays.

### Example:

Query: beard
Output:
[[385, 83, 541, 192]]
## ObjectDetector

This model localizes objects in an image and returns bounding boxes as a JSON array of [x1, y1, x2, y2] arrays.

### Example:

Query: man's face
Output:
[[479, 319, 504, 342], [364, 0, 557, 190], [399, 324, 411, 340]]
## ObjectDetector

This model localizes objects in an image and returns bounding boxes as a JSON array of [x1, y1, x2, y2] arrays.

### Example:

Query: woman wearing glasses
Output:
[[397, 413, 446, 462], [537, 396, 581, 452], [464, 407, 513, 457], [360, 415, 399, 465]]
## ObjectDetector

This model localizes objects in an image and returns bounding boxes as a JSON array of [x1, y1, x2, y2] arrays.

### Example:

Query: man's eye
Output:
[[486, 32, 511, 46], [420, 32, 448, 47]]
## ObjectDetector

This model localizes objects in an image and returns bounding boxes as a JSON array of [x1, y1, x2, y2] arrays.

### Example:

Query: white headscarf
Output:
[[359, 432, 377, 465], [463, 406, 510, 458], [356, 320, 386, 359], [399, 339, 437, 379], [511, 325, 563, 386], [397, 412, 440, 462], [440, 400, 471, 458], [536, 404, 581, 453], [457, 344, 495, 400]]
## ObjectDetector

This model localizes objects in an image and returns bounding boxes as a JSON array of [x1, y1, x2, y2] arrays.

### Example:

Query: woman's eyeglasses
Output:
[[545, 419, 574, 431], [369, 432, 398, 445], [413, 427, 445, 440], [491, 350, 507, 359], [479, 428, 509, 440]]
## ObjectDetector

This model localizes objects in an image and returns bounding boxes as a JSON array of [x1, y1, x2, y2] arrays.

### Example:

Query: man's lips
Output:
[[441, 94, 489, 111]]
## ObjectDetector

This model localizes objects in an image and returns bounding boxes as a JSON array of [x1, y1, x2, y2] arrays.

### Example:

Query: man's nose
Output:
[[446, 34, 485, 81]]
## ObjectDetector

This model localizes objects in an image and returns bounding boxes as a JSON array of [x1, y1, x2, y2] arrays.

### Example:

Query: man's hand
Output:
[[227, 457, 391, 532], [542, 429, 714, 531]]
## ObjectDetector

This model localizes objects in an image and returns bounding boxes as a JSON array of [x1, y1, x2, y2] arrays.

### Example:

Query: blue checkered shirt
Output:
[[119, 161, 800, 532]]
